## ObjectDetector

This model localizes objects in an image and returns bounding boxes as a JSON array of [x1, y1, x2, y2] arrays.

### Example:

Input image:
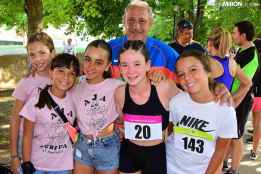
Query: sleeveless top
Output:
[[123, 84, 169, 130], [212, 56, 234, 90]]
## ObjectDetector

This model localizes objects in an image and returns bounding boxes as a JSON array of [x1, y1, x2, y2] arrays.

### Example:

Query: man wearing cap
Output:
[[109, 0, 179, 81], [169, 19, 205, 55]]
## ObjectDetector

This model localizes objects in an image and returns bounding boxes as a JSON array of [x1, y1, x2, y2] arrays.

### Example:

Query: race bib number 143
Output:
[[124, 114, 162, 140]]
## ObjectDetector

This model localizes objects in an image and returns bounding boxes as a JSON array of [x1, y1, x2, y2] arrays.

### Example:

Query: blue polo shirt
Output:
[[109, 36, 179, 79]]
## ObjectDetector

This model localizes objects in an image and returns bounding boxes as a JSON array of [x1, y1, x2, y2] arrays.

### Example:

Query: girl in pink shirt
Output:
[[20, 53, 80, 174], [10, 32, 55, 174], [72, 40, 123, 174]]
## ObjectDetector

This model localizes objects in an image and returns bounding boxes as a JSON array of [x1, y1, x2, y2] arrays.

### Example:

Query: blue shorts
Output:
[[74, 133, 120, 171], [18, 167, 70, 174], [34, 170, 70, 174]]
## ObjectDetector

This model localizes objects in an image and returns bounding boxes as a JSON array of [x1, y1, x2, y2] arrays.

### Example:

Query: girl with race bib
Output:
[[166, 50, 238, 174], [72, 40, 123, 174], [115, 40, 179, 174], [20, 54, 80, 174], [9, 32, 55, 174]]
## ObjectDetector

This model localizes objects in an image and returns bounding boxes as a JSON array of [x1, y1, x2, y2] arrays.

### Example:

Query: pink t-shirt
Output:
[[20, 89, 75, 171], [12, 74, 51, 134], [12, 74, 51, 102], [71, 78, 123, 136]]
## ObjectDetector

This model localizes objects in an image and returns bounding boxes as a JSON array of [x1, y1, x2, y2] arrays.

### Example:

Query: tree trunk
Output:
[[24, 0, 43, 36], [193, 0, 207, 40]]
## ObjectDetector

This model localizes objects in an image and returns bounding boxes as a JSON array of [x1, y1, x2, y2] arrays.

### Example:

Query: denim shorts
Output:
[[74, 132, 120, 171], [33, 170, 71, 174], [18, 167, 70, 174]]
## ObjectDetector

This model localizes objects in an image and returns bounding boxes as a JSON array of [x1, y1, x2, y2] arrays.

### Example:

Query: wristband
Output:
[[21, 161, 36, 174]]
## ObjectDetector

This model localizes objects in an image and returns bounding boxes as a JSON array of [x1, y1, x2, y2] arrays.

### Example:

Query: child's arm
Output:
[[22, 118, 34, 162], [114, 85, 125, 137], [9, 99, 24, 173], [22, 118, 36, 174], [205, 138, 231, 174], [232, 61, 252, 107]]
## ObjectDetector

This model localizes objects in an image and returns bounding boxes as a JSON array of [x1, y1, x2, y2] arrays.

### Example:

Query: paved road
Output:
[[232, 119, 261, 174]]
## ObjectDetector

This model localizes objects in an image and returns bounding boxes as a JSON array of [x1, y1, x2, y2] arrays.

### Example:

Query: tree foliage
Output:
[[0, 0, 72, 36], [0, 0, 26, 33], [67, 0, 129, 39], [0, 0, 260, 43], [149, 0, 261, 45]]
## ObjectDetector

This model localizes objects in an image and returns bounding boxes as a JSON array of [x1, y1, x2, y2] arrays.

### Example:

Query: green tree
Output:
[[68, 0, 132, 39], [0, 0, 72, 36], [0, 0, 260, 41], [150, 0, 261, 45], [0, 0, 26, 33], [25, 0, 43, 35]]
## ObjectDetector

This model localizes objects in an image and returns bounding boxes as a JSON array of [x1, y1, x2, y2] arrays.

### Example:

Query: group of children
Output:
[[9, 26, 259, 174]]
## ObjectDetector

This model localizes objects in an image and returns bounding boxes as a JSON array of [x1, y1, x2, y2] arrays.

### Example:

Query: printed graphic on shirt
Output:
[[174, 115, 216, 156], [124, 114, 162, 140], [83, 93, 108, 132], [35, 109, 73, 154]]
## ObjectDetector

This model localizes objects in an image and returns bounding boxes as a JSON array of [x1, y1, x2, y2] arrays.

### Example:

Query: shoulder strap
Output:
[[45, 91, 69, 123]]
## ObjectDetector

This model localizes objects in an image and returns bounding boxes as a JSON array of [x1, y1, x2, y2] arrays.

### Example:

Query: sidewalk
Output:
[[235, 119, 261, 173]]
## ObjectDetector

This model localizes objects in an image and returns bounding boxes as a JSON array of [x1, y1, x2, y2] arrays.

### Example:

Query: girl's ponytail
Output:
[[35, 85, 52, 109]]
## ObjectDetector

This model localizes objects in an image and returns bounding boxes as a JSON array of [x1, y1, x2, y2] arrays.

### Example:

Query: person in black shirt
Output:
[[169, 19, 205, 55], [225, 21, 259, 174]]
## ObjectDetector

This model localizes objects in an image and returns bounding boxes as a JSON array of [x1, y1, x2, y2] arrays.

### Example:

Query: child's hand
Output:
[[114, 123, 125, 142], [11, 156, 20, 174], [25, 63, 37, 77], [213, 83, 234, 106], [148, 70, 167, 85]]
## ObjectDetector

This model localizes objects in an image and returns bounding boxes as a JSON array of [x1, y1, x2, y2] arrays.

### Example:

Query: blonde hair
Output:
[[208, 27, 231, 58], [123, 0, 153, 22], [27, 32, 55, 53]]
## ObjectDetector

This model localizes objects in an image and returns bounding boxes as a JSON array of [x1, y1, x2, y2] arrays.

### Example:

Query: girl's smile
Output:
[[27, 41, 54, 76], [83, 47, 110, 84], [176, 56, 213, 103], [120, 49, 150, 86], [49, 67, 76, 98]]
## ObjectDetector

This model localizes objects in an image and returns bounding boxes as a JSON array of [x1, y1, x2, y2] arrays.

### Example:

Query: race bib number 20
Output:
[[124, 114, 162, 140]]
